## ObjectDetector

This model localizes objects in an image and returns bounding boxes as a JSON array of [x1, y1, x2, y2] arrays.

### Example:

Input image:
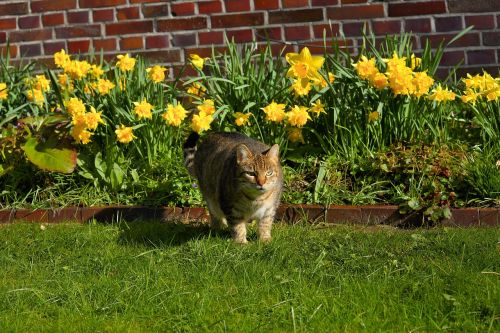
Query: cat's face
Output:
[[236, 144, 281, 195]]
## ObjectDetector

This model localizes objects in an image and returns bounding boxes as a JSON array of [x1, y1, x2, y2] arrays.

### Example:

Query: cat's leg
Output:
[[258, 213, 274, 242], [230, 220, 248, 244]]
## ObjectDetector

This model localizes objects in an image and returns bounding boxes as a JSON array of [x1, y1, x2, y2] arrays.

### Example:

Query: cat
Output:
[[184, 132, 283, 244]]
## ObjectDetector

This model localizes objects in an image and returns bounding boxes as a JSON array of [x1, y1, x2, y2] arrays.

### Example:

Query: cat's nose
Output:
[[256, 176, 266, 186]]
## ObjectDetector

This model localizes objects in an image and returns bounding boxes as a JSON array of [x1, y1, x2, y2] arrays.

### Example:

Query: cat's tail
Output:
[[183, 132, 199, 176]]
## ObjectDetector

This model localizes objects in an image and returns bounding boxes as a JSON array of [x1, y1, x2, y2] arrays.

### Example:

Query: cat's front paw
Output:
[[233, 237, 248, 245], [259, 236, 272, 243]]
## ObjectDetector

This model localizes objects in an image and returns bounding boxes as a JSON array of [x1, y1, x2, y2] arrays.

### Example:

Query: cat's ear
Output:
[[236, 144, 253, 165], [265, 144, 280, 160]]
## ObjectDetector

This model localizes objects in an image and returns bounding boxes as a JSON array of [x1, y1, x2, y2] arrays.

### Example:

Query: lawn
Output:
[[0, 222, 498, 332]]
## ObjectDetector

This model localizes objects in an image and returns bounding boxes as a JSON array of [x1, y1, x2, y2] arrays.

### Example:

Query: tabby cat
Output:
[[184, 132, 283, 243]]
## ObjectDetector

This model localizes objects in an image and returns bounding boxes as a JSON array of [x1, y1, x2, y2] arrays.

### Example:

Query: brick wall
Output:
[[1, 0, 499, 78]]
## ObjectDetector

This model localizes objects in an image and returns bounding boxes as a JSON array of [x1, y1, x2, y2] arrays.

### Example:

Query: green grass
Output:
[[0, 222, 498, 332]]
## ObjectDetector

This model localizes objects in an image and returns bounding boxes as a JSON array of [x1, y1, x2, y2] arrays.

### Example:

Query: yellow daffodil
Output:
[[163, 103, 187, 126], [115, 125, 136, 143], [84, 107, 105, 130], [187, 82, 206, 97], [309, 100, 325, 116], [65, 97, 86, 117], [411, 72, 434, 98], [116, 54, 136, 72], [133, 99, 153, 120], [286, 47, 324, 81], [261, 101, 286, 123], [383, 52, 407, 72], [96, 78, 115, 95], [291, 78, 312, 97], [287, 105, 311, 127], [63, 60, 91, 80], [288, 127, 305, 143], [26, 89, 45, 106], [147, 65, 167, 83], [197, 99, 215, 115], [460, 90, 480, 104], [90, 64, 104, 78], [387, 65, 414, 96], [234, 112, 251, 126], [353, 55, 379, 80], [0, 83, 8, 100], [368, 111, 380, 122], [71, 125, 92, 144], [428, 85, 456, 102], [54, 49, 70, 68], [369, 72, 388, 89], [190, 54, 206, 70], [191, 113, 213, 133], [410, 54, 422, 70], [33, 75, 50, 92]]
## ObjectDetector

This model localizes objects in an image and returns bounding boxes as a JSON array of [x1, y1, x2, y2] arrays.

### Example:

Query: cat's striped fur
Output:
[[184, 132, 283, 243]]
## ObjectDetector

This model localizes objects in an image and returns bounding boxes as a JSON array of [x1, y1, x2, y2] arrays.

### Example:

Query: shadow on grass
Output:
[[116, 221, 231, 247]]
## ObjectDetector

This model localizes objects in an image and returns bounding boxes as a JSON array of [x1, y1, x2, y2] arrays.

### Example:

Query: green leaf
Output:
[[22, 137, 77, 173], [109, 163, 124, 190], [407, 198, 420, 210]]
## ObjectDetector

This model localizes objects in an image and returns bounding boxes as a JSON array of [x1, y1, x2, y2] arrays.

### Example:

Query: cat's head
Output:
[[236, 144, 281, 195]]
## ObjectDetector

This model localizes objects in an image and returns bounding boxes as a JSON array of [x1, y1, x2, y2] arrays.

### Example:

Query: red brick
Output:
[[389, 1, 446, 17], [256, 27, 282, 41], [55, 25, 101, 38], [342, 22, 369, 36], [120, 36, 143, 50], [342, 0, 368, 3], [0, 45, 17, 58], [130, 0, 159, 3], [198, 1, 223, 14], [171, 2, 195, 16], [435, 16, 463, 32], [212, 13, 264, 28], [42, 13, 65, 26], [283, 0, 308, 8], [0, 32, 5, 44], [142, 4, 169, 17], [0, 2, 28, 16], [405, 18, 432, 33], [184, 46, 227, 58], [9, 29, 52, 43], [372, 20, 401, 34], [226, 29, 254, 43], [67, 11, 89, 24], [225, 0, 250, 12], [18, 16, 40, 29], [0, 18, 17, 30], [254, 0, 279, 10], [68, 40, 91, 54], [117, 6, 140, 20], [327, 4, 384, 20], [313, 23, 340, 38], [31, 0, 76, 12], [20, 43, 42, 57], [80, 0, 126, 8], [440, 50, 465, 66], [465, 15, 495, 30], [106, 21, 153, 35], [483, 32, 500, 46], [467, 49, 496, 65], [199, 31, 224, 45], [93, 38, 117, 51], [426, 33, 480, 48], [269, 9, 323, 24], [173, 64, 198, 78], [171, 33, 197, 47], [93, 9, 114, 22], [158, 17, 207, 32], [135, 50, 181, 64], [44, 41, 66, 55], [312, 0, 338, 5], [146, 35, 170, 48], [285, 25, 311, 40]]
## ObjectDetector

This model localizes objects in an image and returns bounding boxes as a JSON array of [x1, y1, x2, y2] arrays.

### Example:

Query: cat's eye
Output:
[[243, 171, 256, 177], [265, 170, 274, 177]]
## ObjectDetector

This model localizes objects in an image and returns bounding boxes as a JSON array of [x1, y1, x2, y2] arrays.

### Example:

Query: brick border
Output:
[[0, 205, 498, 227]]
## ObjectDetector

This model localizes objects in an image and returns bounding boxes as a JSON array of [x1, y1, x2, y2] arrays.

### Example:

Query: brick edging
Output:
[[0, 205, 498, 227]]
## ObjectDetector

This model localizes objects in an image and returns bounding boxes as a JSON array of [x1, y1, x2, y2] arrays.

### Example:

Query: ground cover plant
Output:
[[0, 222, 498, 332], [0, 30, 499, 220]]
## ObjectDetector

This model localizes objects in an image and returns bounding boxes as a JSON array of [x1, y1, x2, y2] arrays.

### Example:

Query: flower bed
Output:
[[0, 31, 499, 224]]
